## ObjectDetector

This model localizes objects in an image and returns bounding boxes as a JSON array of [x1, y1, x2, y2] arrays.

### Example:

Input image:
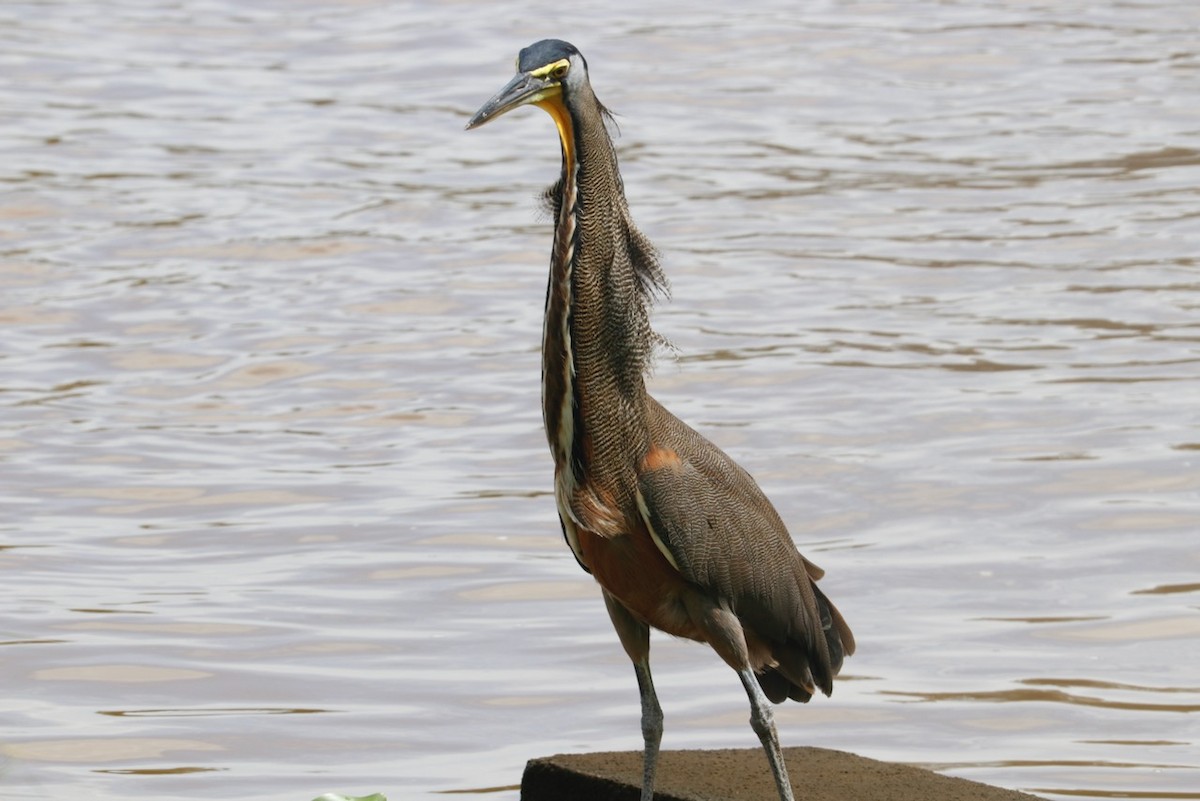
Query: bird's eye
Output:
[[551, 64, 569, 80]]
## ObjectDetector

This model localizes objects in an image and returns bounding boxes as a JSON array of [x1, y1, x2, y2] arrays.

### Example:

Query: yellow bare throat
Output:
[[535, 91, 575, 175]]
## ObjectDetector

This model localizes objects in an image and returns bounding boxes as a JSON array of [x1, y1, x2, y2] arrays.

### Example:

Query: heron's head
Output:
[[465, 39, 590, 136]]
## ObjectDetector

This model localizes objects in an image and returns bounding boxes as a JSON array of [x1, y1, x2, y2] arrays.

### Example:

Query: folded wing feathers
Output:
[[640, 399, 852, 701]]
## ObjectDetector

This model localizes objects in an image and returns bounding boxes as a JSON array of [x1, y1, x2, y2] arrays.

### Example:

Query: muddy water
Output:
[[2, 1, 1198, 799]]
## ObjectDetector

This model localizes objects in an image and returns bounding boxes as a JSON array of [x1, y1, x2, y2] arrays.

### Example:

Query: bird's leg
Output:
[[633, 656, 664, 801], [602, 590, 662, 801], [738, 667, 796, 801], [680, 594, 797, 801]]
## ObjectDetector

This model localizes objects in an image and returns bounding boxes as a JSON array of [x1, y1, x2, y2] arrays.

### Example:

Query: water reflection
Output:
[[99, 708, 331, 717], [883, 682, 1200, 714]]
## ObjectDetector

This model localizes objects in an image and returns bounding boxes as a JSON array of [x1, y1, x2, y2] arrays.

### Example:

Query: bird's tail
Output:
[[757, 583, 855, 704]]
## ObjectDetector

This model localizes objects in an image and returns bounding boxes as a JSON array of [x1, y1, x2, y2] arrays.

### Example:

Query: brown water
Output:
[[2, 1, 1198, 800]]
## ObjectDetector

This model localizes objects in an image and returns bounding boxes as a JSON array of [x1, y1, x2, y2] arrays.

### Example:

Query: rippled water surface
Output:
[[3, 2, 1198, 799]]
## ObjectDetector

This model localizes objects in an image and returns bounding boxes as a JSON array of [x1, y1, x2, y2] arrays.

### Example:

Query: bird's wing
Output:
[[636, 399, 826, 650]]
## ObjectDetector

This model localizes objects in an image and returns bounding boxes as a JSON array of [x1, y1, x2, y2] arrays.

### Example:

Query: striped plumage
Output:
[[468, 39, 853, 801]]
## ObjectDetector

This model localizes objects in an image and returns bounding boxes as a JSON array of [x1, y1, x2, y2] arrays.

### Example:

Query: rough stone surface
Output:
[[521, 747, 1047, 801]]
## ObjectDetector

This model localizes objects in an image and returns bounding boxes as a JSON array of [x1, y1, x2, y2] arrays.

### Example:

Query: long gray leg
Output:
[[677, 593, 797, 801], [633, 656, 664, 801], [738, 667, 796, 801], [602, 591, 663, 801]]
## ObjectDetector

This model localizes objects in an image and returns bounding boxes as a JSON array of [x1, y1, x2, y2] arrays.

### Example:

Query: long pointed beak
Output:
[[465, 71, 559, 130]]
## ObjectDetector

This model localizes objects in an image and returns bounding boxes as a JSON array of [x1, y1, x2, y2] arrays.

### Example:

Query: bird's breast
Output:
[[575, 521, 705, 643]]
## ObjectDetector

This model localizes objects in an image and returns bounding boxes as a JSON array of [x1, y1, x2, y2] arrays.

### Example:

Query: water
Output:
[[2, 1, 1198, 799]]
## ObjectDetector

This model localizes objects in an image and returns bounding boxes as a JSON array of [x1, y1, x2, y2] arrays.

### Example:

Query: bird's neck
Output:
[[541, 95, 662, 507]]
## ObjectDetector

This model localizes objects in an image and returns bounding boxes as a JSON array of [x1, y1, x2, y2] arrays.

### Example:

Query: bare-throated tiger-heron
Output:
[[466, 39, 855, 801]]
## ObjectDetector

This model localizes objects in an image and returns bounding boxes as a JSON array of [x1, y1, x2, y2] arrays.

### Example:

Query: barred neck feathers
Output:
[[540, 75, 668, 497]]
